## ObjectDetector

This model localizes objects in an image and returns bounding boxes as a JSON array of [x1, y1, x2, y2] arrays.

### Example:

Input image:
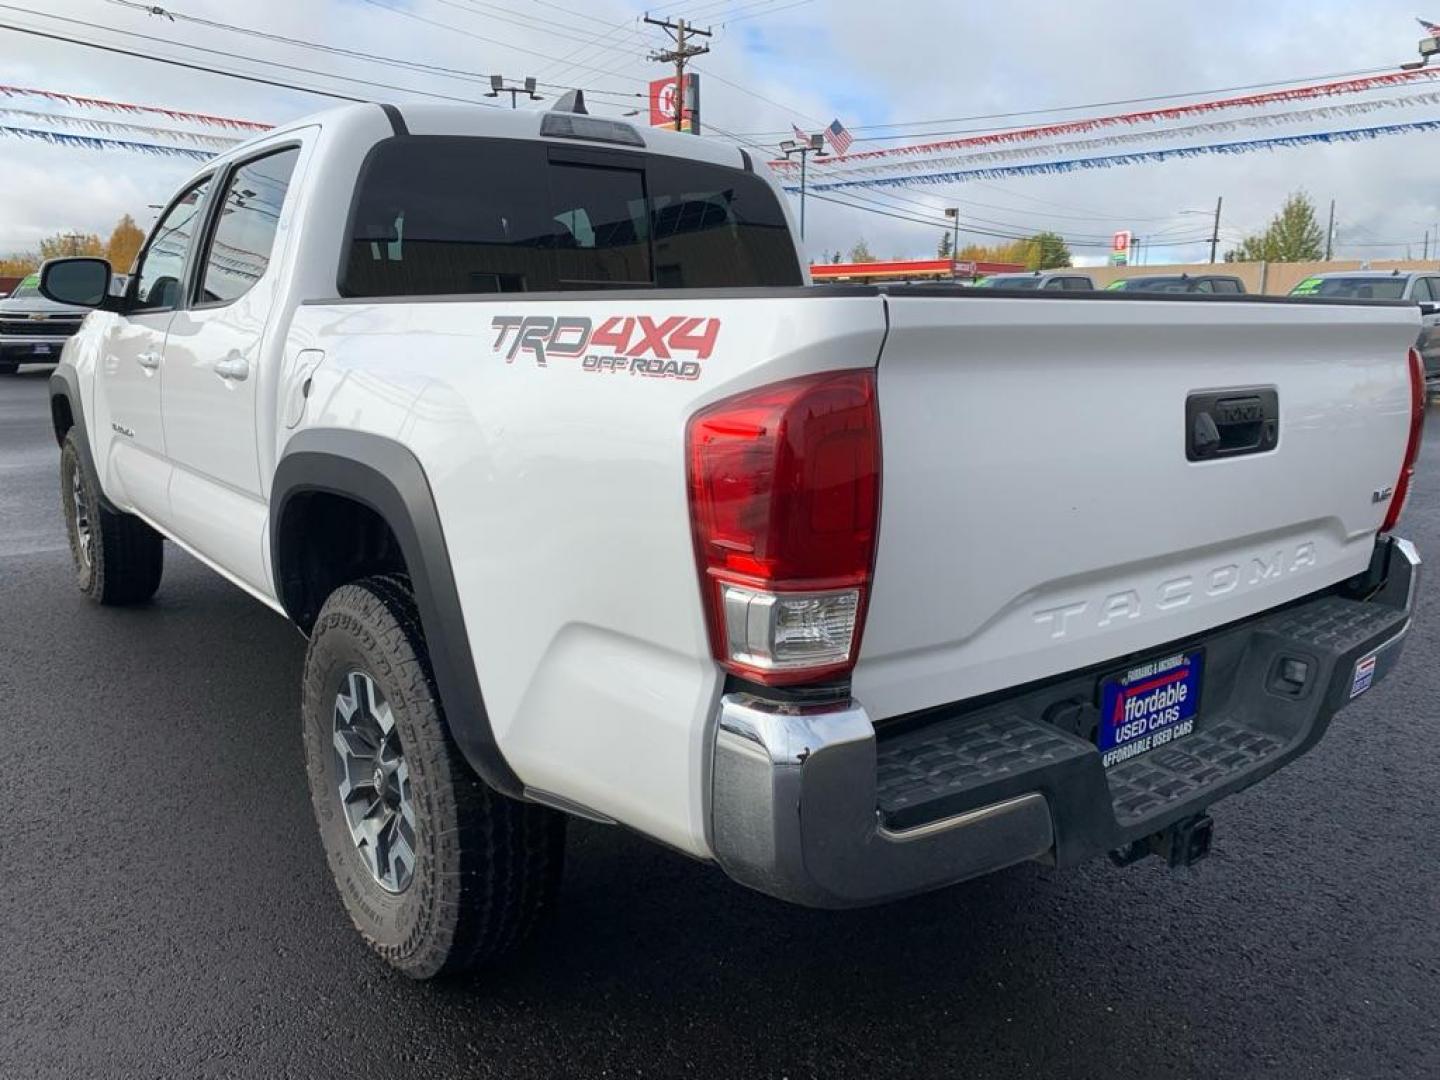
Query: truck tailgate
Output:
[[854, 294, 1421, 722]]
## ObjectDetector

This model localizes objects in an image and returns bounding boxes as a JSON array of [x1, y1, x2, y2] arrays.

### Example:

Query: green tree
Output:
[[1025, 231, 1072, 270], [106, 215, 145, 273], [38, 232, 104, 260], [848, 238, 876, 263], [1227, 191, 1324, 262], [937, 229, 954, 259]]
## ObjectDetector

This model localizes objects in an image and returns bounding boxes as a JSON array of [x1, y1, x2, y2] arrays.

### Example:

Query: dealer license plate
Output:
[[1097, 650, 1204, 768]]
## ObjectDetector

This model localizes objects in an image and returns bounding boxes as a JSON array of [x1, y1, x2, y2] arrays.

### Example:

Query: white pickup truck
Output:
[[42, 100, 1423, 979]]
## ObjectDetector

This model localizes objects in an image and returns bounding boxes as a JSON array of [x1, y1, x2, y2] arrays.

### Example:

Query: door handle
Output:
[[214, 356, 250, 381], [136, 351, 161, 370]]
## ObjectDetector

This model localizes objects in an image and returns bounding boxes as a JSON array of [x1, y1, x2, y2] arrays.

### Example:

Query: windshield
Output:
[[974, 275, 1041, 289], [9, 273, 39, 300], [1289, 276, 1408, 300]]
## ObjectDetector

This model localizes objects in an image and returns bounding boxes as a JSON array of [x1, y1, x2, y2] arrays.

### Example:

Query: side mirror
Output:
[[1419, 302, 1440, 317], [38, 257, 113, 308]]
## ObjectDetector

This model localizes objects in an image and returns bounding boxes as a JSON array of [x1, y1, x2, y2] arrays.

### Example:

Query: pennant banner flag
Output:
[[804, 91, 1440, 180], [0, 84, 270, 133], [0, 124, 214, 161], [0, 107, 243, 150], [789, 118, 1440, 192], [773, 67, 1440, 167]]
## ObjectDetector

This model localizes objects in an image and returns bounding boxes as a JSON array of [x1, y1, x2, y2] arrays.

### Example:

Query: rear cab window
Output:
[[340, 136, 801, 297]]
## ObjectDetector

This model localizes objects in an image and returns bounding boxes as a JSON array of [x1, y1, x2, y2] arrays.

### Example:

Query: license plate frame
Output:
[[1097, 649, 1205, 768]]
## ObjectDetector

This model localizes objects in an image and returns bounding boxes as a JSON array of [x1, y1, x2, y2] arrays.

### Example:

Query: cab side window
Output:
[[196, 148, 301, 307], [1415, 278, 1438, 302], [131, 177, 211, 312]]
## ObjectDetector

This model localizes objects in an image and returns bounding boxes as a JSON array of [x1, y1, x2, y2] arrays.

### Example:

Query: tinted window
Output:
[[1064, 277, 1093, 291], [1289, 276, 1408, 300], [1416, 278, 1438, 301], [1121, 277, 1187, 292], [549, 161, 651, 287], [1209, 278, 1242, 294], [198, 148, 300, 306], [977, 275, 1041, 289], [133, 177, 210, 311], [341, 136, 801, 297]]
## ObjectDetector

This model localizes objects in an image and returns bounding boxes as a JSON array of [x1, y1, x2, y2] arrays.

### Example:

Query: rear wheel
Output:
[[60, 430, 164, 604], [302, 575, 566, 979]]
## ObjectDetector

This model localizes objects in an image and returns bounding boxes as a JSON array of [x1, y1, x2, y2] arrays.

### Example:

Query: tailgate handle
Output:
[[1186, 388, 1278, 461]]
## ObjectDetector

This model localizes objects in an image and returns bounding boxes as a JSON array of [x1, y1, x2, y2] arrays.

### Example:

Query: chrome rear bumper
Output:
[[709, 537, 1419, 908]]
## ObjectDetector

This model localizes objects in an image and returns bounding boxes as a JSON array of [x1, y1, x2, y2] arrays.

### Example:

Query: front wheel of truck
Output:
[[60, 430, 164, 604], [301, 574, 566, 979]]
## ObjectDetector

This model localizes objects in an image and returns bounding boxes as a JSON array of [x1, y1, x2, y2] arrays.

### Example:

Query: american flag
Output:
[[1420, 16, 1440, 37], [792, 123, 810, 142], [826, 118, 853, 155]]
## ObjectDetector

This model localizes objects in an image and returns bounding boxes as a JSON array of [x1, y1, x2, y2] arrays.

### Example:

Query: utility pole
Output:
[[1209, 196, 1223, 264], [944, 207, 960, 275], [487, 75, 541, 109], [1426, 229, 1431, 261], [645, 12, 711, 132], [779, 134, 826, 240], [1325, 199, 1336, 261]]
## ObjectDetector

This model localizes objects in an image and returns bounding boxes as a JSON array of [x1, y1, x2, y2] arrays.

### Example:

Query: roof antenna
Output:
[[550, 89, 587, 115]]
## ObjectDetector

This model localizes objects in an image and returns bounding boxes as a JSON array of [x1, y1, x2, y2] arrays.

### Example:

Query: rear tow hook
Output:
[[1109, 813, 1215, 869]]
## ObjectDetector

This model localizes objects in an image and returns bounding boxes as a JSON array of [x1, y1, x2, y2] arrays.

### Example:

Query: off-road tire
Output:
[[302, 574, 566, 979], [60, 430, 164, 604]]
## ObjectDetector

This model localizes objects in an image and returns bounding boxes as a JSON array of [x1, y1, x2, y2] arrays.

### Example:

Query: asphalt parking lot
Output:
[[2, 364, 1438, 1080]]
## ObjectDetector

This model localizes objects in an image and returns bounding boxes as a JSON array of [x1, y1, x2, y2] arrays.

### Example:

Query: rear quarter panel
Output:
[[287, 292, 885, 854]]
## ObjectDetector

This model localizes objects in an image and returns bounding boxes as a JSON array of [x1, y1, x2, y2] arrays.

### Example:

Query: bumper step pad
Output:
[[870, 591, 1411, 862]]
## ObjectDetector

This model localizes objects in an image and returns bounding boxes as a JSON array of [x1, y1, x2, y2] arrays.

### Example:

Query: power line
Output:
[[358, 0, 650, 88], [735, 62, 1413, 141], [0, 8, 644, 114], [99, 0, 642, 101]]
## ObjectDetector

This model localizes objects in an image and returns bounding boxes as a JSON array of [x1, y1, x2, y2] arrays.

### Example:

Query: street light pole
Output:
[[487, 76, 541, 109], [779, 134, 827, 242]]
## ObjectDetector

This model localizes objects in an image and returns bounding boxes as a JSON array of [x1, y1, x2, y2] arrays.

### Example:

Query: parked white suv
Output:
[[42, 100, 1423, 979]]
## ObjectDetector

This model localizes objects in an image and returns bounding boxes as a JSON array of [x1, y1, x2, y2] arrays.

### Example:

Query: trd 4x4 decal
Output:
[[490, 315, 719, 381]]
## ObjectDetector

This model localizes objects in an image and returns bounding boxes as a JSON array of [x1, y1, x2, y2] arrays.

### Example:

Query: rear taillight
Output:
[[686, 369, 881, 686], [1381, 347, 1425, 534]]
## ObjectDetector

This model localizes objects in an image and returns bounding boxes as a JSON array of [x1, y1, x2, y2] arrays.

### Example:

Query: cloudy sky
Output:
[[2, 0, 1439, 267]]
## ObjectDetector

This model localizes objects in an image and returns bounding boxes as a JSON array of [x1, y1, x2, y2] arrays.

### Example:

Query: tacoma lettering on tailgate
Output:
[[490, 315, 720, 381], [1033, 541, 1319, 640]]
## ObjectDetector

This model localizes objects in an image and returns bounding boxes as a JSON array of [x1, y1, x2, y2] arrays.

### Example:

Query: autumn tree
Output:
[[38, 232, 104, 260], [0, 253, 38, 277], [957, 239, 1032, 264], [106, 215, 145, 272], [1227, 191, 1324, 262]]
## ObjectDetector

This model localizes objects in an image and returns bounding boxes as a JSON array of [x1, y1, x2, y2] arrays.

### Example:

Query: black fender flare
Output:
[[48, 368, 117, 512], [271, 428, 523, 797]]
